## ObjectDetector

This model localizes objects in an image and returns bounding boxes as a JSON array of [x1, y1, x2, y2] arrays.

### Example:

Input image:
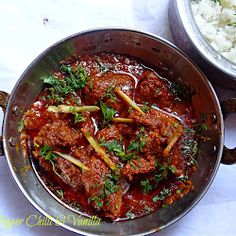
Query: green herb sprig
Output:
[[100, 101, 116, 122], [152, 188, 170, 202], [43, 65, 88, 102]]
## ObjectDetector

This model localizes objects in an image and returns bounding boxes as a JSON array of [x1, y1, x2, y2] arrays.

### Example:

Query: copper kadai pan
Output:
[[0, 29, 236, 236]]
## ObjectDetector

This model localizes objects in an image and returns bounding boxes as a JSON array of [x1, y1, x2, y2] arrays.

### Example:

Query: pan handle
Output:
[[0, 91, 9, 156], [221, 98, 236, 164]]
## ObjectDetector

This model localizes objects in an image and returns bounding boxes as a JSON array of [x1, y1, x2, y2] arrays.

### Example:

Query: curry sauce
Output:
[[21, 52, 198, 221]]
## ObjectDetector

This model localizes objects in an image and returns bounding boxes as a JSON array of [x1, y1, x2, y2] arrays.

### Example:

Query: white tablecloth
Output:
[[0, 1, 236, 235]]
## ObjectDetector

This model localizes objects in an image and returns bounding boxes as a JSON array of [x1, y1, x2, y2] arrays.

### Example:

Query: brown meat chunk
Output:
[[83, 73, 134, 105], [70, 145, 93, 166], [80, 156, 109, 196], [142, 130, 165, 156], [79, 111, 95, 135], [55, 157, 82, 192], [104, 188, 123, 219], [38, 157, 52, 172], [122, 155, 156, 181], [135, 71, 173, 105], [130, 109, 175, 129], [97, 125, 121, 142], [34, 120, 82, 147], [23, 109, 53, 131]]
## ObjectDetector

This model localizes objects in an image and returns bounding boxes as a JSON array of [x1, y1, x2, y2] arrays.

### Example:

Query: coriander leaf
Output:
[[127, 127, 146, 152], [176, 175, 189, 182], [101, 173, 120, 198], [101, 86, 118, 101], [128, 139, 140, 152], [140, 179, 153, 193], [61, 65, 88, 89], [152, 188, 170, 202], [100, 101, 116, 122], [100, 140, 125, 157], [181, 139, 198, 166], [141, 103, 150, 112], [74, 113, 86, 123], [88, 196, 103, 208], [42, 65, 88, 103], [184, 127, 196, 134], [153, 162, 175, 183], [126, 211, 135, 219], [39, 144, 57, 162], [143, 206, 154, 214]]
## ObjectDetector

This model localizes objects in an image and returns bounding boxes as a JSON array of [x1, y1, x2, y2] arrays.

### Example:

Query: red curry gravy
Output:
[[21, 52, 198, 221]]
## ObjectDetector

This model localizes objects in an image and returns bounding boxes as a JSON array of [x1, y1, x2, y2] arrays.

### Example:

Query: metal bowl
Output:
[[169, 0, 236, 89], [0, 28, 236, 236]]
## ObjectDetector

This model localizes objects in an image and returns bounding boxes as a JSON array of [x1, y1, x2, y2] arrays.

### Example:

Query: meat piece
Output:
[[116, 124, 134, 138], [130, 109, 183, 158], [130, 109, 177, 141], [34, 120, 82, 147], [142, 130, 165, 156], [38, 157, 52, 172], [130, 109, 175, 129], [55, 157, 82, 192], [104, 188, 123, 219], [96, 125, 121, 142], [135, 71, 173, 107], [80, 156, 109, 196], [79, 111, 95, 135], [83, 73, 134, 105], [122, 155, 156, 181], [23, 109, 54, 131], [70, 145, 93, 166]]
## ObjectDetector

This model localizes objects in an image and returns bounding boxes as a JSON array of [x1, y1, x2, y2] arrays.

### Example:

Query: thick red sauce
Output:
[[21, 53, 198, 221]]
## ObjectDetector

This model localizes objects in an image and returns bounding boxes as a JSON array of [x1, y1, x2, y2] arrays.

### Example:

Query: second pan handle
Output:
[[220, 98, 236, 165]]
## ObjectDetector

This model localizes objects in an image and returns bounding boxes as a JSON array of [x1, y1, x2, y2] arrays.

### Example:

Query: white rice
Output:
[[191, 0, 236, 63]]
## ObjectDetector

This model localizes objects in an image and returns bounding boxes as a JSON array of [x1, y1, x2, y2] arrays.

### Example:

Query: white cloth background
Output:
[[0, 0, 236, 236]]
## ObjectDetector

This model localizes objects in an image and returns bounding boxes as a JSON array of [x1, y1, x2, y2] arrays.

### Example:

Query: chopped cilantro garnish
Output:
[[143, 206, 154, 214], [100, 101, 116, 122], [74, 113, 86, 123], [153, 162, 175, 183], [126, 211, 135, 219], [152, 188, 170, 202], [176, 175, 189, 182], [101, 87, 118, 101], [181, 139, 198, 166], [101, 173, 120, 198], [128, 127, 146, 152], [39, 144, 57, 162], [140, 179, 153, 193], [88, 196, 103, 208], [43, 65, 88, 102], [141, 103, 151, 112], [99, 139, 133, 161]]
